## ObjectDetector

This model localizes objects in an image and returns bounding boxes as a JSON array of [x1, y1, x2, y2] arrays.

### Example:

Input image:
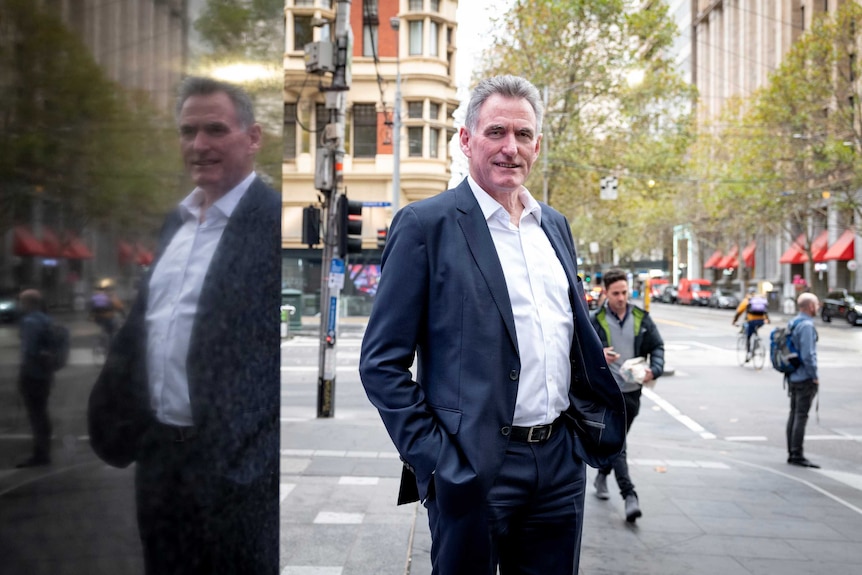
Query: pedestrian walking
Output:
[[359, 74, 625, 575], [589, 269, 665, 522], [786, 292, 820, 468], [16, 288, 54, 468], [87, 76, 281, 574]]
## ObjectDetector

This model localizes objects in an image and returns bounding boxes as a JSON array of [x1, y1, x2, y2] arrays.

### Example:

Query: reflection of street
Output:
[[0, 313, 142, 574]]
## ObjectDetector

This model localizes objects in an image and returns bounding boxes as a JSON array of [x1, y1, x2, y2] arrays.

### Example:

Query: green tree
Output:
[[476, 0, 695, 264]]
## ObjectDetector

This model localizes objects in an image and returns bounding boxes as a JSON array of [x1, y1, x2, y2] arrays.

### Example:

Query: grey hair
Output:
[[175, 76, 256, 128], [464, 75, 544, 135]]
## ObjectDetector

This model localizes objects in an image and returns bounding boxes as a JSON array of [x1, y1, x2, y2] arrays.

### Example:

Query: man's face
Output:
[[178, 91, 261, 195], [606, 279, 629, 317], [459, 94, 541, 195]]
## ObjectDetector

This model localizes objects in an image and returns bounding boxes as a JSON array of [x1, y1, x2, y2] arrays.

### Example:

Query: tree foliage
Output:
[[476, 0, 695, 262]]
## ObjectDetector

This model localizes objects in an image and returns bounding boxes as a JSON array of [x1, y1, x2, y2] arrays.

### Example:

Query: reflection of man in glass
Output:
[[88, 77, 281, 574]]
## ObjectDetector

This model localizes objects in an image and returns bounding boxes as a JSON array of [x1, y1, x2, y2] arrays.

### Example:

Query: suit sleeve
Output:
[[641, 314, 665, 379], [359, 207, 443, 491]]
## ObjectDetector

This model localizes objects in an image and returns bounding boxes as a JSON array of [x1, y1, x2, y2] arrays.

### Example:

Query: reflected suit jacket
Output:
[[359, 179, 626, 511], [88, 177, 281, 483]]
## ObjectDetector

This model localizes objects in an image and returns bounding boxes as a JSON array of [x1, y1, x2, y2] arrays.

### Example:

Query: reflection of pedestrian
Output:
[[16, 289, 53, 468], [360, 75, 625, 574], [88, 77, 281, 574], [786, 292, 820, 468]]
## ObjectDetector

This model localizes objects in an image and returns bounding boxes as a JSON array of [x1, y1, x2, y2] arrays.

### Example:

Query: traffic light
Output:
[[302, 205, 320, 247], [377, 227, 388, 249], [338, 194, 363, 257]]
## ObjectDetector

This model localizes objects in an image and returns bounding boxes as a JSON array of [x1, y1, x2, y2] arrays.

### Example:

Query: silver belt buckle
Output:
[[527, 424, 550, 443]]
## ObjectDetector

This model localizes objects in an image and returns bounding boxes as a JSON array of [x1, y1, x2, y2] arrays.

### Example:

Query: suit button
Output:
[[509, 370, 519, 381], [501, 427, 511, 436]]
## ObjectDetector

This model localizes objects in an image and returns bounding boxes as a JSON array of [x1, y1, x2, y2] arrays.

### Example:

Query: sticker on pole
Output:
[[329, 258, 345, 290]]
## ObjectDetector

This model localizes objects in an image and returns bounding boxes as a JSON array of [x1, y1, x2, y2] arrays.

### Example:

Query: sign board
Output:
[[599, 176, 618, 200], [848, 260, 858, 272], [326, 295, 338, 342], [362, 201, 392, 207], [328, 257, 345, 290], [589, 242, 599, 254]]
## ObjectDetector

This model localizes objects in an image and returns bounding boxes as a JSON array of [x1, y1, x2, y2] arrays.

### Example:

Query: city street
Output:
[[1, 302, 861, 574]]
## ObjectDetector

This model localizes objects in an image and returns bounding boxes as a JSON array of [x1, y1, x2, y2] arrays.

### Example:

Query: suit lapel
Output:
[[540, 215, 578, 298], [454, 182, 519, 350]]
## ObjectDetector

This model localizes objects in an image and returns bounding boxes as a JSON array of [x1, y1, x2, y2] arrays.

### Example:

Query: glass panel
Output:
[[409, 20, 423, 55], [430, 0, 440, 11], [294, 15, 313, 50], [429, 20, 439, 57], [407, 101, 424, 119], [429, 127, 440, 158], [428, 102, 440, 120], [353, 104, 378, 158], [409, 0, 424, 11], [408, 126, 424, 157], [363, 24, 379, 57], [284, 103, 298, 159]]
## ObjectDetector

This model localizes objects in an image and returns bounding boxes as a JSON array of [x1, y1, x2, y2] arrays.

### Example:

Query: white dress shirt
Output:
[[467, 176, 574, 426], [145, 172, 256, 425]]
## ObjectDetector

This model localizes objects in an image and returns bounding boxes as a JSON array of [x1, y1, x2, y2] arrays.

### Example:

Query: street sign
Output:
[[326, 295, 337, 343], [362, 201, 392, 207], [599, 176, 618, 200], [328, 257, 345, 290]]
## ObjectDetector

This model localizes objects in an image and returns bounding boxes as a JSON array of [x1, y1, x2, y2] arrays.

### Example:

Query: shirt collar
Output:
[[178, 171, 256, 222], [607, 302, 630, 325], [466, 175, 542, 226]]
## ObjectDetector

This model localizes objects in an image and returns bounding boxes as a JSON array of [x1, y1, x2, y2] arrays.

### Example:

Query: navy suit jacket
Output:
[[88, 177, 281, 483], [359, 179, 626, 511]]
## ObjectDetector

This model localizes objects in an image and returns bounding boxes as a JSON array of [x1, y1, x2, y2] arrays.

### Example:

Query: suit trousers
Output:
[[426, 423, 585, 575], [135, 424, 278, 575], [598, 387, 641, 498], [787, 379, 818, 459], [18, 375, 52, 462]]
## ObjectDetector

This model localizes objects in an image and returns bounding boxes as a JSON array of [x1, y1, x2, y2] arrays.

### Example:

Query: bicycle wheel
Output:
[[736, 332, 748, 366], [751, 337, 766, 370], [92, 334, 107, 364]]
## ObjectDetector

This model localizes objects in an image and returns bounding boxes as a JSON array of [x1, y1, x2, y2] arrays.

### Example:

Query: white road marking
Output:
[[313, 511, 364, 524], [281, 567, 343, 575], [642, 388, 717, 439], [280, 483, 296, 503], [338, 476, 379, 486]]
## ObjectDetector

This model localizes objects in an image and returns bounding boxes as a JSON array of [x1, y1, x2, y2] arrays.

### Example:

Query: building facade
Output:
[[690, 0, 861, 297], [282, 0, 459, 316]]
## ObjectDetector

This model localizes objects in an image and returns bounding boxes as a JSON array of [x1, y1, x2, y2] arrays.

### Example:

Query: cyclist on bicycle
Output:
[[89, 278, 125, 341], [732, 287, 770, 361]]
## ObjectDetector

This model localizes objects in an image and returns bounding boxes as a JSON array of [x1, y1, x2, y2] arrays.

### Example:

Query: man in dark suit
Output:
[[88, 77, 281, 575], [359, 75, 626, 575]]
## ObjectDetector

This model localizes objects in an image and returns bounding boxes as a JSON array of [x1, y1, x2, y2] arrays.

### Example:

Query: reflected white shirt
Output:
[[467, 176, 574, 426], [145, 172, 255, 425]]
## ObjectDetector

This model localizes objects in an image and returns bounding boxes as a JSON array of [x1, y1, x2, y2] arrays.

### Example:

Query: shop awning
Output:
[[118, 240, 135, 265], [41, 228, 63, 258], [64, 235, 93, 259], [808, 230, 829, 262], [136, 243, 154, 266], [718, 245, 739, 269], [823, 229, 856, 261], [742, 241, 756, 269], [703, 250, 724, 269], [13, 226, 46, 257], [779, 234, 806, 264]]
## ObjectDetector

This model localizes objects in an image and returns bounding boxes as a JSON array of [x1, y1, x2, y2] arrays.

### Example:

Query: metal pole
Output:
[[390, 16, 401, 213], [317, 0, 352, 418], [542, 85, 549, 205]]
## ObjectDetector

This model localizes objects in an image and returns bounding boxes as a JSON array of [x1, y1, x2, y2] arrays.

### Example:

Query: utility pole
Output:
[[305, 0, 352, 418], [390, 16, 402, 213]]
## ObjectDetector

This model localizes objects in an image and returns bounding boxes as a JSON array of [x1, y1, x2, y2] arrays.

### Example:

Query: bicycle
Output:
[[736, 323, 765, 370], [92, 329, 109, 365]]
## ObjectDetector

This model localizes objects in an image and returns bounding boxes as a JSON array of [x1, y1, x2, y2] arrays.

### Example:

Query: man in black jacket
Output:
[[590, 268, 665, 522], [16, 289, 54, 468]]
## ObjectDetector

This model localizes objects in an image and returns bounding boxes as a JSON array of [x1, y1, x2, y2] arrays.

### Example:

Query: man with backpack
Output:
[[786, 292, 820, 468], [16, 289, 55, 467], [732, 287, 770, 361]]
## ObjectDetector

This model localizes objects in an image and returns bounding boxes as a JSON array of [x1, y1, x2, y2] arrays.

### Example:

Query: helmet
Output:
[[97, 278, 115, 289]]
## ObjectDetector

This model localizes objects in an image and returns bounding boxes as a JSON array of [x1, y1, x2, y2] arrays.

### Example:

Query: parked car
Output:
[[677, 278, 713, 306], [708, 288, 740, 310], [821, 290, 862, 325], [659, 284, 678, 304], [649, 279, 669, 300], [0, 290, 19, 323]]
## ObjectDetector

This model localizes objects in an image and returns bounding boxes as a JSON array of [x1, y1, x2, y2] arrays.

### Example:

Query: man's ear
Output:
[[247, 123, 263, 154], [459, 126, 472, 158]]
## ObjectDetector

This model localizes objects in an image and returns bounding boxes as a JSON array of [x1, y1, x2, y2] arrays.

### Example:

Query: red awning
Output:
[[741, 241, 756, 269], [718, 245, 739, 269], [118, 240, 135, 265], [823, 229, 855, 261], [41, 228, 63, 258], [64, 235, 93, 259], [779, 234, 806, 264], [136, 243, 154, 266], [13, 226, 46, 257], [808, 230, 829, 262], [703, 250, 723, 269]]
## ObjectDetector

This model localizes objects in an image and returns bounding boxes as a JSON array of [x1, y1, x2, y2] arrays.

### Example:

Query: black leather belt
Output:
[[509, 417, 565, 443], [153, 422, 197, 443]]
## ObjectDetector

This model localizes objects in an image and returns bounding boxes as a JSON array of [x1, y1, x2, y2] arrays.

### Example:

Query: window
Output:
[[284, 103, 297, 159], [315, 103, 328, 152], [294, 15, 313, 50], [409, 20, 423, 55], [363, 0, 379, 57], [428, 102, 440, 121], [430, 0, 440, 11], [295, 0, 314, 5], [429, 20, 439, 57], [409, 0, 423, 10], [408, 126, 423, 157], [429, 128, 439, 158], [407, 101, 423, 119], [353, 104, 377, 158]]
